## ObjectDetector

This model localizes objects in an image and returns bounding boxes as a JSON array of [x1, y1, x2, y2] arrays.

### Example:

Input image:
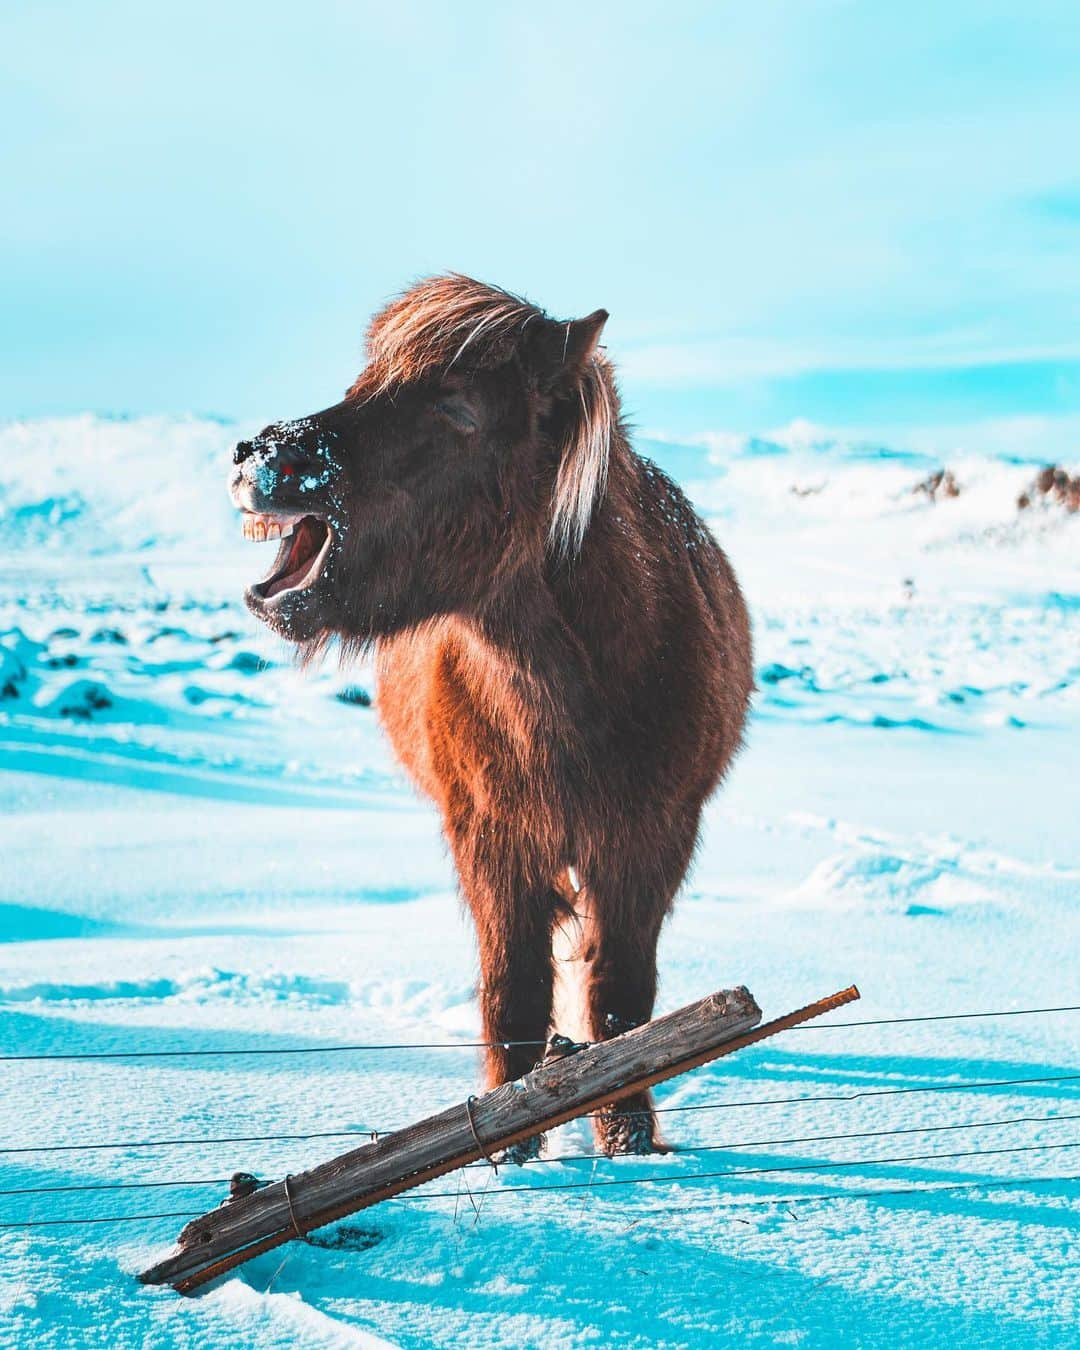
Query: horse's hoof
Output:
[[594, 1107, 667, 1157], [493, 1133, 544, 1166]]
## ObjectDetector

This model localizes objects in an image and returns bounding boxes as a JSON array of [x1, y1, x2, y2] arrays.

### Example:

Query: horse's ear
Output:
[[527, 309, 609, 392], [563, 309, 609, 374]]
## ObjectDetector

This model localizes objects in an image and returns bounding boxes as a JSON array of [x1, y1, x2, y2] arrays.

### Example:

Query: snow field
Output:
[[0, 416, 1076, 1347]]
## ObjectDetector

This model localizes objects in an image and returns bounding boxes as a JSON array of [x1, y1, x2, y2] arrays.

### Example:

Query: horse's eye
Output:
[[433, 397, 479, 433]]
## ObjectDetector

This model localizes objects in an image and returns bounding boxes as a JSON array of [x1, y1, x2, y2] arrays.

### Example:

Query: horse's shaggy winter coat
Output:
[[229, 276, 753, 1154]]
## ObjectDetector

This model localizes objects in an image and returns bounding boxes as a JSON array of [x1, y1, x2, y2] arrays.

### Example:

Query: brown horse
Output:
[[228, 275, 752, 1155]]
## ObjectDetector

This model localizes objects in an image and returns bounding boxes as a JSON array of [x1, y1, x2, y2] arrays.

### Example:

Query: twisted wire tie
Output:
[[465, 1095, 498, 1174]]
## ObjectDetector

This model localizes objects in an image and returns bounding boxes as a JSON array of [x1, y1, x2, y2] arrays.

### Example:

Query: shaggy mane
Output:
[[349, 274, 615, 557]]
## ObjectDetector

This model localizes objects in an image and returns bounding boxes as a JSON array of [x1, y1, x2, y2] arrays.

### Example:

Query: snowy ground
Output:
[[0, 416, 1076, 1348]]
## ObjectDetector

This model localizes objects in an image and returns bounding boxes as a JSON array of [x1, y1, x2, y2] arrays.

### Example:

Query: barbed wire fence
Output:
[[0, 1004, 1075, 1235]]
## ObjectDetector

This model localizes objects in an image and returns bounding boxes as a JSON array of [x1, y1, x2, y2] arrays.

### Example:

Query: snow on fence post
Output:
[[139, 983, 860, 1294]]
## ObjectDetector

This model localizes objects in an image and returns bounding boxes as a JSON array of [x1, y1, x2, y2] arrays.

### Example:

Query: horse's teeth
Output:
[[241, 512, 300, 541]]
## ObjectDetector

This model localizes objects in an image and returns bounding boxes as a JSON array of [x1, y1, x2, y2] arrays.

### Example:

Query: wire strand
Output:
[[784, 1005, 1080, 1030], [0, 1176, 230, 1198], [0, 1209, 203, 1230], [652, 1071, 1080, 1116], [1, 1004, 1075, 1063], [392, 1139, 1080, 1200], [1, 1114, 1074, 1198], [0, 1126, 380, 1159], [1, 1072, 1075, 1160], [0, 1038, 547, 1064], [609, 1171, 1080, 1215], [0, 1161, 1074, 1231], [491, 1110, 1080, 1172]]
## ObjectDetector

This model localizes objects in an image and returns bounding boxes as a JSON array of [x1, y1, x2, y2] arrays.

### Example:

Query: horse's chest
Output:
[[376, 624, 533, 813]]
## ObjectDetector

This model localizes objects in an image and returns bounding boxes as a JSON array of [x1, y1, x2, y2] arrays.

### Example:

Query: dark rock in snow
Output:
[[913, 468, 960, 501], [336, 685, 372, 708], [1018, 463, 1080, 512]]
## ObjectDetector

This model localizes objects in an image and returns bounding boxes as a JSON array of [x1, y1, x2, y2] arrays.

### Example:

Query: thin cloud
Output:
[[617, 336, 1080, 386]]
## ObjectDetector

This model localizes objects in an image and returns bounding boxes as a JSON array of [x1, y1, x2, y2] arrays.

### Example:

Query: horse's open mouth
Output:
[[243, 512, 333, 603]]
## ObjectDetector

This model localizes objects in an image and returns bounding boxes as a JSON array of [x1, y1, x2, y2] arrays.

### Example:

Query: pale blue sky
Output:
[[3, 1, 1080, 442]]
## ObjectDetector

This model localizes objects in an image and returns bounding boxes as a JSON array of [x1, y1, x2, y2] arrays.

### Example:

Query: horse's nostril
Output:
[[233, 440, 254, 465]]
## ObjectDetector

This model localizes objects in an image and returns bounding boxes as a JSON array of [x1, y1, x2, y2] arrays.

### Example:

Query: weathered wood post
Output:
[[139, 983, 859, 1293]]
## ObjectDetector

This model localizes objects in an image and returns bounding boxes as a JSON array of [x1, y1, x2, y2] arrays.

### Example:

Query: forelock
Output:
[[349, 274, 540, 400]]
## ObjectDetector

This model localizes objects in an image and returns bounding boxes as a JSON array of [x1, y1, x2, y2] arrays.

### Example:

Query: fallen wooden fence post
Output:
[[139, 982, 859, 1293]]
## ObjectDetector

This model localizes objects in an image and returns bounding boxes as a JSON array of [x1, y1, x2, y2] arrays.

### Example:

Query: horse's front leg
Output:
[[458, 850, 558, 1160]]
